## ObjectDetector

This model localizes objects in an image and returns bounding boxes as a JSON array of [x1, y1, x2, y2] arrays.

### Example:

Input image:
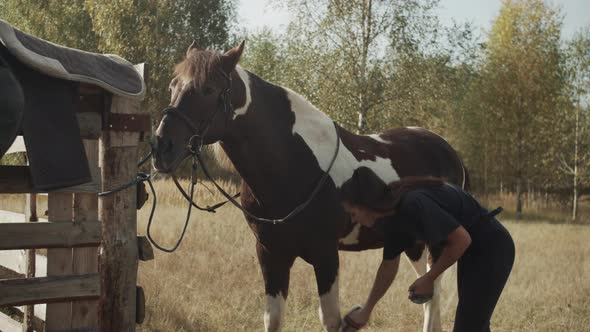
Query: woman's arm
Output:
[[427, 226, 471, 279], [347, 256, 401, 325], [365, 256, 401, 312], [409, 226, 471, 298]]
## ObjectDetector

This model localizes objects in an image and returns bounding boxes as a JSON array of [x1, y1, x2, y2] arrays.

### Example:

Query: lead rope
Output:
[[145, 158, 199, 253]]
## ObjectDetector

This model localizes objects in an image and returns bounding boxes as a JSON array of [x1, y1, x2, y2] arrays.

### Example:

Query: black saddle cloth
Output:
[[0, 45, 91, 189], [0, 52, 24, 158]]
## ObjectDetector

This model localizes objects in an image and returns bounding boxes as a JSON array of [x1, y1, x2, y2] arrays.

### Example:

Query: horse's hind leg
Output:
[[257, 243, 296, 332], [405, 245, 443, 332], [312, 246, 341, 332]]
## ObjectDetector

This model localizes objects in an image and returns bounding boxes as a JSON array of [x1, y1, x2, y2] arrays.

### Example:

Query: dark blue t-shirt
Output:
[[382, 184, 489, 260]]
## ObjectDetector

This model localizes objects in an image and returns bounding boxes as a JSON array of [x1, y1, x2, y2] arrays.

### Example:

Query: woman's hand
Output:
[[346, 305, 370, 327], [408, 275, 434, 303]]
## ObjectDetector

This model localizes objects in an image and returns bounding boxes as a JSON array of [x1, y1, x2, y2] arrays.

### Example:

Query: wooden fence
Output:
[[0, 65, 153, 331]]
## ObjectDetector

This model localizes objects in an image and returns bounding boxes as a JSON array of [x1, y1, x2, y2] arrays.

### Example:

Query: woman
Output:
[[340, 167, 515, 332]]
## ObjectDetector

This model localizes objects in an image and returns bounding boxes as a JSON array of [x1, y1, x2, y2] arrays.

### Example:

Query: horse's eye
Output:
[[203, 87, 214, 96]]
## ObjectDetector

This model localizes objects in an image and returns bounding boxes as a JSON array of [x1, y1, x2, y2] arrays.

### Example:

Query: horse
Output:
[[153, 41, 467, 332]]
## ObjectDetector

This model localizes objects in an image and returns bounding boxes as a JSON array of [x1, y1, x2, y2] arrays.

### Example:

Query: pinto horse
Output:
[[153, 41, 467, 332]]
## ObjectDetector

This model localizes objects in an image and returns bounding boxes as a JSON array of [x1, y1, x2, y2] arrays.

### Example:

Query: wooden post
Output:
[[72, 140, 99, 329], [98, 92, 142, 331], [23, 193, 37, 332], [45, 193, 74, 331]]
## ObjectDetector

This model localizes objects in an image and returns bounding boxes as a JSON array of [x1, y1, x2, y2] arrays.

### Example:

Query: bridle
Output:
[[145, 68, 341, 252]]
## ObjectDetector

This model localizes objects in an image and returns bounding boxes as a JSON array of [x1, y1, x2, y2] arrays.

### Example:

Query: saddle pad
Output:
[[1, 45, 91, 190], [0, 53, 24, 159], [0, 19, 145, 99]]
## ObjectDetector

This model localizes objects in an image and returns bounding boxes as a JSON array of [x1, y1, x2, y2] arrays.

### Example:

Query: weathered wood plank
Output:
[[0, 249, 47, 277], [98, 65, 144, 332], [0, 311, 21, 332], [0, 222, 101, 250], [0, 166, 100, 194], [0, 306, 45, 332], [0, 274, 100, 307], [45, 193, 74, 331], [77, 113, 102, 140], [0, 210, 47, 223], [71, 140, 99, 329], [0, 264, 24, 279], [135, 286, 145, 324], [23, 193, 37, 332], [104, 98, 141, 148]]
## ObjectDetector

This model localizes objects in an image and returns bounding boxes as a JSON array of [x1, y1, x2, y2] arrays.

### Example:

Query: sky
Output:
[[238, 0, 589, 39]]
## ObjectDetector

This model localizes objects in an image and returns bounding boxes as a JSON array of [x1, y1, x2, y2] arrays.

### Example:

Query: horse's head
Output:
[[153, 41, 245, 173]]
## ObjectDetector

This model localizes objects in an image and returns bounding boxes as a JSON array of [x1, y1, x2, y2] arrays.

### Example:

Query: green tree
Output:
[[240, 29, 285, 83], [274, 0, 447, 133], [559, 26, 590, 220], [84, 0, 237, 117], [472, 0, 565, 217], [1, 0, 99, 51], [1, 0, 236, 120]]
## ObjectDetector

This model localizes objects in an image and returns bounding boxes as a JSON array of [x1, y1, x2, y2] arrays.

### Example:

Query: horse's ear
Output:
[[187, 40, 200, 55], [221, 40, 245, 73]]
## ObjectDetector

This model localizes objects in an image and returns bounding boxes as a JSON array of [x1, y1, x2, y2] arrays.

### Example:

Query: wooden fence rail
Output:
[[0, 222, 101, 250], [0, 274, 100, 306]]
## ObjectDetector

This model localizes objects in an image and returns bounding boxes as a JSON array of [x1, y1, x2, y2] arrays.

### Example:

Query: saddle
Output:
[[0, 19, 144, 99], [0, 19, 145, 189]]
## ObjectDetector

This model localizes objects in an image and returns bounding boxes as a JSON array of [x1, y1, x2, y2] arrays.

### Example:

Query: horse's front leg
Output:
[[405, 244, 443, 332], [257, 242, 296, 332], [312, 244, 341, 332]]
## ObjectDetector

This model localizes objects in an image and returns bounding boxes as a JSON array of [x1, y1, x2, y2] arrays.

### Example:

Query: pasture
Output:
[[2, 179, 589, 331]]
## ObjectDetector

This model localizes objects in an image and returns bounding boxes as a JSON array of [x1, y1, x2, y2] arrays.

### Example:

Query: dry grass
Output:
[[134, 180, 590, 332], [1, 180, 589, 331]]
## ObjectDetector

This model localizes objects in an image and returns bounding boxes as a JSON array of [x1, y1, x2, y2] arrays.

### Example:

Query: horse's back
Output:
[[337, 126, 467, 251], [380, 126, 465, 186]]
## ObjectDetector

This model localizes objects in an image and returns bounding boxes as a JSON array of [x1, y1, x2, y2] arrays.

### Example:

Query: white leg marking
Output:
[[425, 260, 443, 332], [406, 250, 443, 332], [319, 276, 341, 332], [264, 294, 286, 332], [338, 222, 361, 246]]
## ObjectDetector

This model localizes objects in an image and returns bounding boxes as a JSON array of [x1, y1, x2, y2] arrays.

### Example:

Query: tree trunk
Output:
[[516, 177, 523, 219], [356, 0, 372, 134], [572, 103, 580, 221]]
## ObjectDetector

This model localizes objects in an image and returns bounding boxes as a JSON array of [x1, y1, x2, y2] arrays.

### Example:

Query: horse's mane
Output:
[[174, 49, 225, 89]]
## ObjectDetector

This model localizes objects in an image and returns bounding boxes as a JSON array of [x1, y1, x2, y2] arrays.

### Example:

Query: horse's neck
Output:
[[221, 69, 337, 207]]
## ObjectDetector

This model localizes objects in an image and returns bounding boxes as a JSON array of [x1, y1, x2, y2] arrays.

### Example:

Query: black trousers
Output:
[[453, 218, 515, 332]]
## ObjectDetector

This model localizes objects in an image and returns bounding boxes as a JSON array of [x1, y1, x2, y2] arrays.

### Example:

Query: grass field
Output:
[[1, 179, 589, 331], [134, 180, 590, 332]]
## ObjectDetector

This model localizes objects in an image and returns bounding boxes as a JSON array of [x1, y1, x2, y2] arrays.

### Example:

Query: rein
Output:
[[192, 124, 340, 225], [100, 68, 341, 253]]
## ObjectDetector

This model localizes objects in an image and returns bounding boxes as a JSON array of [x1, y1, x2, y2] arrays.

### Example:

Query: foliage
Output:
[[2, 0, 590, 211], [461, 0, 567, 193], [1, 0, 237, 119], [269, 0, 463, 133], [0, 0, 99, 51]]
